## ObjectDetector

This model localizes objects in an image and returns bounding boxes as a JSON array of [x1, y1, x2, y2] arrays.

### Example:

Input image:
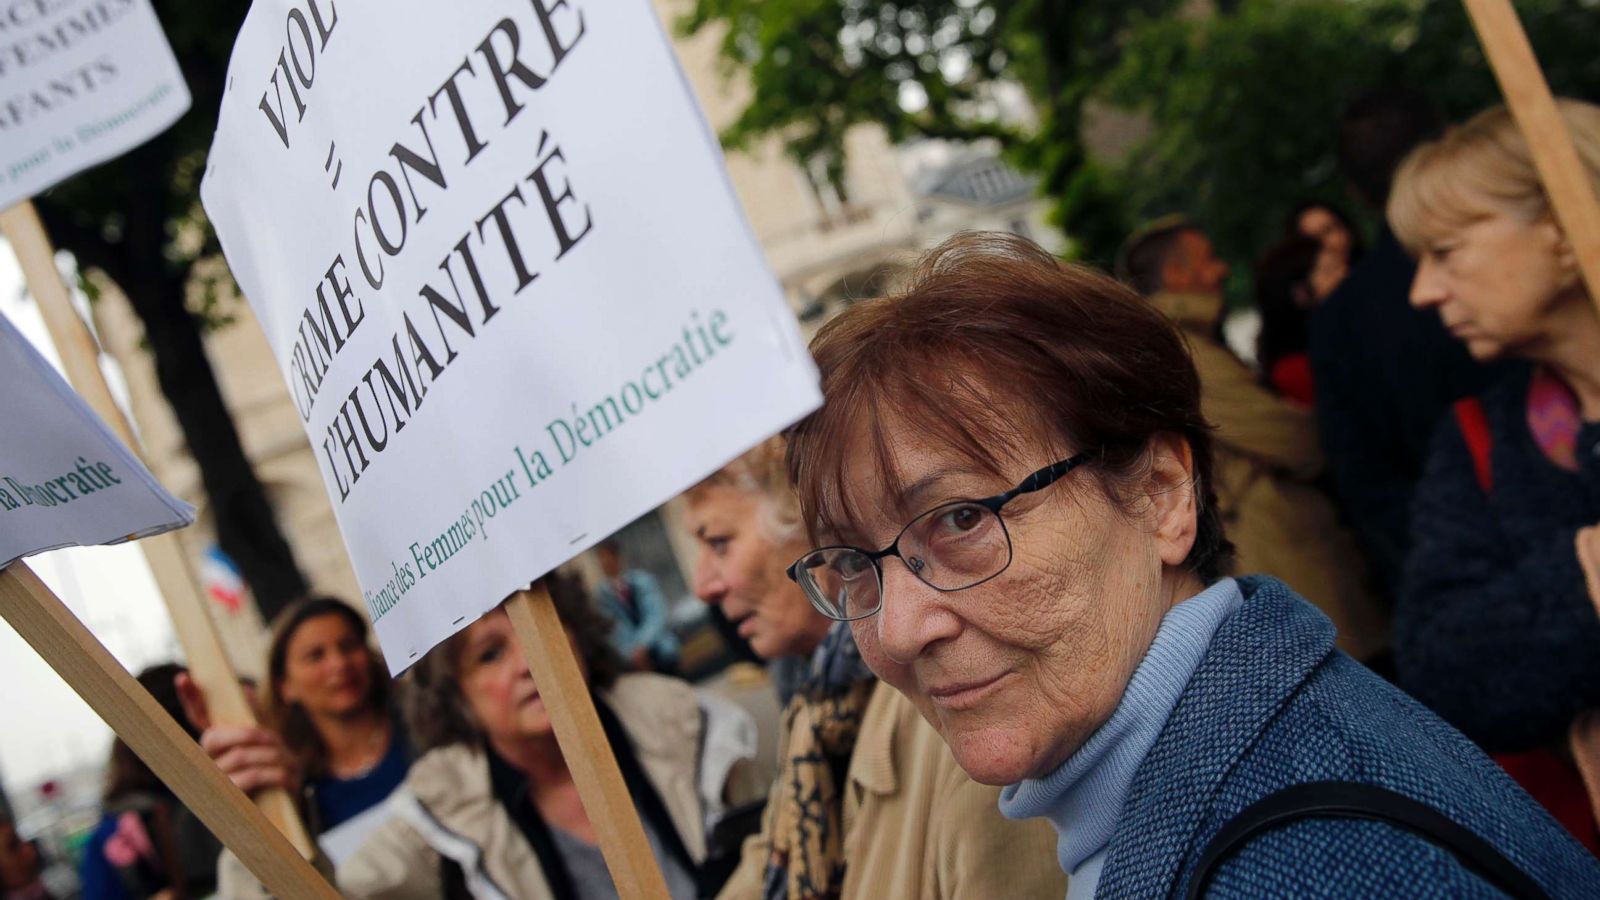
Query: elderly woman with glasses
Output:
[[782, 232, 1600, 898], [683, 438, 1065, 900]]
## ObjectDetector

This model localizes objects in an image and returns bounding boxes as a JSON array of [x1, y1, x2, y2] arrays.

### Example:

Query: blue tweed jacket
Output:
[[1096, 576, 1600, 899]]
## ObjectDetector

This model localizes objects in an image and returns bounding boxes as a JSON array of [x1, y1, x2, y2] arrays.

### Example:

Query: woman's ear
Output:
[[1146, 434, 1199, 567], [1541, 218, 1582, 287]]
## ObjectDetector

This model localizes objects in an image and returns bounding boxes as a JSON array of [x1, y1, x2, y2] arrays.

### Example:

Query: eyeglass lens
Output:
[[797, 500, 1012, 619]]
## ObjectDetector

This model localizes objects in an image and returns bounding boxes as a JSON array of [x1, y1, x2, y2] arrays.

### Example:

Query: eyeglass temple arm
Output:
[[994, 454, 1087, 505]]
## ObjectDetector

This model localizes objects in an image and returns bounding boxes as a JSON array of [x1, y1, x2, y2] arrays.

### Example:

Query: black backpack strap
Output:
[[1184, 781, 1549, 900]]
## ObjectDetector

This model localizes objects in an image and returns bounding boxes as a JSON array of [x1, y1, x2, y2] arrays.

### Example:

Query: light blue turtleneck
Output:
[[997, 577, 1244, 899]]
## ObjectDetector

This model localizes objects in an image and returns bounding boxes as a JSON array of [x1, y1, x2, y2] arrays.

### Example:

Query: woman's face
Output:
[[839, 433, 1200, 786], [1409, 210, 1579, 361], [279, 613, 374, 719], [1297, 206, 1353, 260], [0, 824, 38, 890], [686, 485, 833, 659], [457, 610, 583, 744]]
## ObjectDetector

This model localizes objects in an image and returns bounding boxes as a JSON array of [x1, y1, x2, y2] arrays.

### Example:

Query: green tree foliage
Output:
[[682, 0, 1600, 270], [679, 0, 1180, 263], [33, 0, 308, 619], [1104, 0, 1600, 282]]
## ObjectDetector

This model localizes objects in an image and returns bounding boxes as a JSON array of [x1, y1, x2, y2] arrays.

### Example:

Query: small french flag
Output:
[[202, 544, 246, 613]]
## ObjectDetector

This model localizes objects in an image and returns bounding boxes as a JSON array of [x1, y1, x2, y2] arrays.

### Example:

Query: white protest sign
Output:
[[0, 312, 194, 566], [0, 0, 191, 211], [201, 0, 820, 670]]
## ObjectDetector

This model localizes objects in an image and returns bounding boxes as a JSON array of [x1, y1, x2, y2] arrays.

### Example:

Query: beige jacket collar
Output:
[[1148, 290, 1225, 334]]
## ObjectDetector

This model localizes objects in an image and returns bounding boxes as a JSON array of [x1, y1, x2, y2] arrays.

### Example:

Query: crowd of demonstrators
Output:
[[1115, 218, 1387, 662], [59, 90, 1600, 900], [784, 230, 1600, 897], [681, 439, 1064, 899], [209, 573, 759, 899], [80, 664, 221, 899], [181, 596, 411, 863], [1309, 89, 1505, 599], [594, 540, 681, 675], [1387, 98, 1600, 851]]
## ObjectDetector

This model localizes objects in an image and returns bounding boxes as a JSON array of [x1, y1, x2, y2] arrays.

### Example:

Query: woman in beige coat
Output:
[[683, 439, 1066, 899], [1149, 287, 1389, 662]]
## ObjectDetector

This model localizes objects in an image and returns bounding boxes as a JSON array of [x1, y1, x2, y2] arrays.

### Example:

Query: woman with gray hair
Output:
[[683, 438, 1064, 899]]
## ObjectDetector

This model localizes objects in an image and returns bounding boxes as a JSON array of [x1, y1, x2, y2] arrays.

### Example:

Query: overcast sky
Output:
[[0, 238, 180, 796]]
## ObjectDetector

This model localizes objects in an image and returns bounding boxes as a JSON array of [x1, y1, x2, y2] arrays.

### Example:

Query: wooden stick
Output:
[[0, 199, 315, 857], [1461, 0, 1600, 311], [505, 585, 671, 900], [0, 562, 338, 898]]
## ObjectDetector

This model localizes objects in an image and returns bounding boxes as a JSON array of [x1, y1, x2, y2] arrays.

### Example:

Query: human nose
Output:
[[1410, 257, 1447, 309], [873, 556, 961, 666], [691, 554, 724, 605]]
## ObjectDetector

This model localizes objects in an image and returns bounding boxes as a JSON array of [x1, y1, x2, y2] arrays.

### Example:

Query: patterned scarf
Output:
[[762, 623, 877, 900], [1527, 367, 1581, 472]]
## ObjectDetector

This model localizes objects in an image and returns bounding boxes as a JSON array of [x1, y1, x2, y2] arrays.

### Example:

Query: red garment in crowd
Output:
[[1267, 352, 1315, 407], [1495, 749, 1600, 854]]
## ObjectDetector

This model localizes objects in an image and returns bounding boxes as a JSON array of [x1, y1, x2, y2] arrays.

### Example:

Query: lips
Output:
[[924, 671, 1011, 711], [732, 612, 758, 638]]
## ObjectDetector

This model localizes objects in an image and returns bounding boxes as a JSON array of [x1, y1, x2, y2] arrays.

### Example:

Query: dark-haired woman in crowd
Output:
[[186, 597, 410, 859], [1287, 200, 1362, 267], [1259, 202, 1363, 406], [783, 230, 1600, 896], [81, 663, 222, 899], [216, 575, 709, 899], [1255, 235, 1324, 406], [1389, 99, 1600, 850]]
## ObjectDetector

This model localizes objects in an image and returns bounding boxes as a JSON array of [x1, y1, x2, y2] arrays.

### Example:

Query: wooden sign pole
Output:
[[506, 585, 671, 900], [0, 199, 315, 857], [1461, 0, 1600, 311], [0, 562, 337, 897]]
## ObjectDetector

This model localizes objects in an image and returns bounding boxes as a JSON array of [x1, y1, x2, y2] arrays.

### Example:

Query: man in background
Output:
[[594, 539, 680, 674], [1120, 218, 1388, 661]]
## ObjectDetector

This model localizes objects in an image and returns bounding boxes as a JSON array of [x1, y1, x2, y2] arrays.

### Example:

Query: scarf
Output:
[[761, 623, 877, 900]]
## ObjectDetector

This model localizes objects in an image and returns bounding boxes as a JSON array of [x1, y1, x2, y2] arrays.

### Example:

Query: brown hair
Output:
[[405, 573, 624, 752], [263, 597, 390, 778], [1389, 99, 1600, 254], [105, 663, 195, 804], [786, 231, 1233, 581]]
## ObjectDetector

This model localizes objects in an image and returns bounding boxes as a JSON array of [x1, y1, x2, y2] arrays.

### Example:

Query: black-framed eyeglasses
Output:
[[785, 454, 1091, 621]]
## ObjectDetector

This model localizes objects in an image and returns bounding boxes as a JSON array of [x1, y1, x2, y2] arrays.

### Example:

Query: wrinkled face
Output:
[[1297, 206, 1354, 260], [0, 824, 37, 890], [836, 433, 1196, 786], [458, 610, 583, 743], [279, 614, 374, 718], [686, 485, 832, 659], [1410, 211, 1579, 361]]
